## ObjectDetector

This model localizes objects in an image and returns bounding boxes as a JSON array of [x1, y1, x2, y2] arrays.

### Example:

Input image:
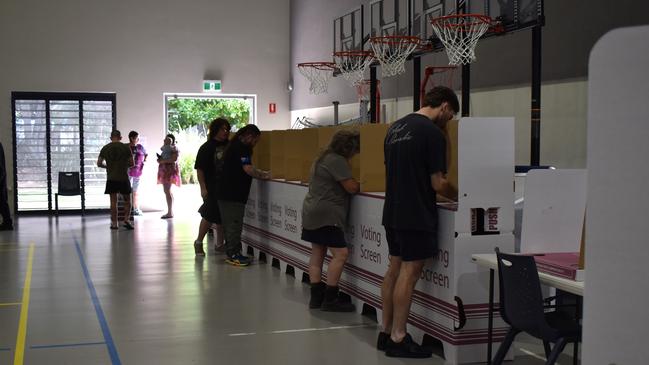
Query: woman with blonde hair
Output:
[[301, 129, 360, 312]]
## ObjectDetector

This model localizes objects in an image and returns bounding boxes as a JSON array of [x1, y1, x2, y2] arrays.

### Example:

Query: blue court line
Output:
[[74, 239, 122, 365]]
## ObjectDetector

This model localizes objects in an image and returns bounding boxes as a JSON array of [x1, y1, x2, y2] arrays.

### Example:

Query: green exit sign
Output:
[[203, 80, 222, 92]]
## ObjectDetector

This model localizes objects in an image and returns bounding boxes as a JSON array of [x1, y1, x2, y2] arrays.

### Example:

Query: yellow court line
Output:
[[13, 243, 34, 365], [0, 303, 21, 307]]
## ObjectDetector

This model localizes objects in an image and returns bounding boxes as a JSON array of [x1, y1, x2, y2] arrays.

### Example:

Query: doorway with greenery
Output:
[[164, 94, 256, 185]]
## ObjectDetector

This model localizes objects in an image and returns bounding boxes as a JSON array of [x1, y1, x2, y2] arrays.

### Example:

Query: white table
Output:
[[471, 253, 584, 364]]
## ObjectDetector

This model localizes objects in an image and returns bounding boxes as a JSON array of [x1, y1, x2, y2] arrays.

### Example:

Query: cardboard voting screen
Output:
[[283, 130, 302, 181], [269, 130, 286, 179], [359, 123, 390, 192]]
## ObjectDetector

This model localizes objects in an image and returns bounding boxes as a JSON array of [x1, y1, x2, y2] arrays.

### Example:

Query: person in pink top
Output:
[[128, 131, 148, 216]]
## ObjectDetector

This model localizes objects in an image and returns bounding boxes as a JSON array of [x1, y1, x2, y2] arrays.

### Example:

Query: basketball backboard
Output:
[[411, 0, 544, 43], [334, 6, 364, 53], [369, 0, 410, 38]]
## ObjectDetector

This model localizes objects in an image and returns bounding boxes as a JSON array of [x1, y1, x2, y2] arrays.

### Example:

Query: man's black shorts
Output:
[[198, 193, 222, 224], [301, 226, 347, 248], [104, 180, 132, 195], [384, 228, 437, 262]]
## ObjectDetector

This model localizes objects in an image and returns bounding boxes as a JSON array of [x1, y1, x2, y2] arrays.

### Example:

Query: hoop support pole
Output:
[[531, 25, 542, 166], [370, 66, 378, 123], [413, 56, 421, 111], [461, 64, 470, 117]]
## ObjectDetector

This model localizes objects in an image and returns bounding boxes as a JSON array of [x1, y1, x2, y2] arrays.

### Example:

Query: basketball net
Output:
[[430, 14, 491, 65], [370, 36, 421, 78], [297, 62, 336, 94], [333, 51, 375, 86]]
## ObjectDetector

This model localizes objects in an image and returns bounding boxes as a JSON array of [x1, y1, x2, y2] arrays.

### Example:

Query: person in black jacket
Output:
[[216, 125, 270, 266], [0, 141, 14, 231]]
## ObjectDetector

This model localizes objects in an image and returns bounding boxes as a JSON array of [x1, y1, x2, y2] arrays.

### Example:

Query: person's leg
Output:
[[321, 243, 354, 312], [109, 193, 118, 226], [196, 218, 211, 243], [121, 193, 132, 224], [309, 244, 327, 284], [390, 259, 425, 342], [214, 224, 224, 248], [308, 243, 327, 308], [0, 180, 12, 227], [162, 183, 173, 217], [219, 201, 247, 263], [131, 177, 140, 212], [325, 247, 348, 286], [381, 255, 402, 335]]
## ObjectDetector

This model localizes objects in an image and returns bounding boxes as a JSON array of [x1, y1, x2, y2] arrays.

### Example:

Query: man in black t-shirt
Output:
[[193, 118, 231, 256], [378, 86, 459, 358], [216, 124, 270, 266]]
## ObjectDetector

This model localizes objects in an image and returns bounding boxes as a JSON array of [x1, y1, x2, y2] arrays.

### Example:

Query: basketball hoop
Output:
[[420, 66, 457, 104], [430, 14, 492, 65], [333, 51, 375, 86], [297, 62, 337, 94], [369, 36, 422, 78], [356, 79, 381, 101]]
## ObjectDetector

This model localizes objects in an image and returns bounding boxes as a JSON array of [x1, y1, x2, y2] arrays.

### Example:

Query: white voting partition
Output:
[[456, 117, 515, 235], [583, 26, 649, 365], [520, 169, 587, 253], [242, 117, 515, 364]]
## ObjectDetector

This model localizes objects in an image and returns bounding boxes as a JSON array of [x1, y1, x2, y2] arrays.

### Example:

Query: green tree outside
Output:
[[167, 98, 251, 134]]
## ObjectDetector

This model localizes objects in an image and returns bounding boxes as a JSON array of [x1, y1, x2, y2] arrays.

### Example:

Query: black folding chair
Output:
[[55, 171, 83, 216], [493, 248, 581, 365]]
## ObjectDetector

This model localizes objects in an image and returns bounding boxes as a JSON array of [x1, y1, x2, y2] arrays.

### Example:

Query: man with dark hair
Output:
[[98, 130, 135, 230], [0, 141, 13, 231], [217, 124, 270, 266], [378, 86, 459, 358], [194, 118, 231, 256]]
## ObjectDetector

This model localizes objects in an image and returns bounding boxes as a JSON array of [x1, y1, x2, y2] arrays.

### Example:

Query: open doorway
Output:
[[163, 93, 256, 185], [161, 93, 256, 215]]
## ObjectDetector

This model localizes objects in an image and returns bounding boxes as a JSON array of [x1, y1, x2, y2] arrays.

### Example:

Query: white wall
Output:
[[0, 0, 291, 212], [584, 25, 649, 365], [292, 79, 588, 168]]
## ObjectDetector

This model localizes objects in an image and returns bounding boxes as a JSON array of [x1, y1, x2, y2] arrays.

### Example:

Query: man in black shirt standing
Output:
[[378, 86, 459, 358], [193, 118, 231, 256], [217, 124, 270, 266]]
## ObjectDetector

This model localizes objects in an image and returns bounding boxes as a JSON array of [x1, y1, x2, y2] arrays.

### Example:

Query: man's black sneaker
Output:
[[377, 332, 390, 351], [123, 221, 135, 230], [385, 333, 432, 358]]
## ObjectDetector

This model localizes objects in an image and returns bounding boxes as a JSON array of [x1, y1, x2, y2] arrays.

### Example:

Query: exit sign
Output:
[[202, 80, 222, 92]]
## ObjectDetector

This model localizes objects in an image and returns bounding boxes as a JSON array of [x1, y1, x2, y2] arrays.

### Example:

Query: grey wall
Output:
[[0, 0, 291, 212], [291, 0, 649, 109]]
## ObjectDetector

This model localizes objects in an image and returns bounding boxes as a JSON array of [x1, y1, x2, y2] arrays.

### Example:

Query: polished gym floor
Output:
[[0, 213, 578, 364]]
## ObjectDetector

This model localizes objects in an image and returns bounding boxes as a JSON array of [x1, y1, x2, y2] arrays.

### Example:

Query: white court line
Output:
[[228, 323, 376, 337], [519, 348, 561, 364]]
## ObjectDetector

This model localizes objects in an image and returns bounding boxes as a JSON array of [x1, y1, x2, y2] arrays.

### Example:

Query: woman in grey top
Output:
[[301, 129, 360, 312]]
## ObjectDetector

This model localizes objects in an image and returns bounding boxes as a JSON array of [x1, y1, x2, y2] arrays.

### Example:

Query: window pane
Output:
[[15, 100, 48, 211]]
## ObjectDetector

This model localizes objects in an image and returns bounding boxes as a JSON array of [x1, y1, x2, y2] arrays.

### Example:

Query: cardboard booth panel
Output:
[[254, 131, 271, 171], [269, 130, 286, 178], [300, 127, 337, 184], [359, 123, 391, 192], [283, 130, 302, 181]]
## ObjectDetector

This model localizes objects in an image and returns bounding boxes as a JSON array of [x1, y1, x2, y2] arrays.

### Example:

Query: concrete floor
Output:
[[0, 213, 579, 364]]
